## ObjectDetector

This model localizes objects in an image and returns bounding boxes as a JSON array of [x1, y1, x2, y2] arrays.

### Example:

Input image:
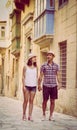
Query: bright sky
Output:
[[0, 0, 9, 20]]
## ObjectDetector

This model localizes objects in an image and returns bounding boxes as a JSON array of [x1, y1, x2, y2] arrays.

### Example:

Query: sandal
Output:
[[28, 116, 33, 121], [49, 116, 55, 121], [22, 115, 27, 121]]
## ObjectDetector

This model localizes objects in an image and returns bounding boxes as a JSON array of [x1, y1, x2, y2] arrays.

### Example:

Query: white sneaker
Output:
[[41, 115, 46, 121]]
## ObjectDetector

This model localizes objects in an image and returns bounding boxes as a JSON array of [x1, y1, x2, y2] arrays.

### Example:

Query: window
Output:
[[8, 50, 10, 69], [41, 0, 44, 14], [38, 0, 41, 16], [12, 59, 15, 78], [27, 37, 31, 54], [34, 14, 46, 38], [8, 50, 10, 61], [59, 41, 67, 88], [1, 26, 5, 38], [59, 0, 68, 7], [50, 0, 54, 7], [6, 76, 9, 90], [35, 0, 46, 18], [1, 31, 5, 37], [34, 0, 54, 39]]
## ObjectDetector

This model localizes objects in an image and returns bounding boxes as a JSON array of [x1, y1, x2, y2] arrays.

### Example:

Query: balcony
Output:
[[20, 0, 30, 5], [0, 41, 8, 48], [11, 38, 20, 57], [12, 24, 21, 40], [34, 10, 54, 45], [11, 23, 21, 57], [10, 8, 21, 57], [14, 0, 30, 10]]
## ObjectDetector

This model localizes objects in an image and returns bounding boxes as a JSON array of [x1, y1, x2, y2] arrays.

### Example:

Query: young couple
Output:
[[22, 51, 61, 121]]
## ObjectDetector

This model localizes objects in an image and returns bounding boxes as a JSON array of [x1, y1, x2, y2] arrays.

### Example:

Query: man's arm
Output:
[[57, 70, 62, 90], [38, 71, 44, 91]]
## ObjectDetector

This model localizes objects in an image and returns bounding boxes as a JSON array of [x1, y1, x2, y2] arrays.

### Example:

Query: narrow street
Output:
[[0, 96, 77, 130]]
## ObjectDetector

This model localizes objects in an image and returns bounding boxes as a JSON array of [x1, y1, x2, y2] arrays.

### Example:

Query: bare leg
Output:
[[28, 91, 36, 120], [49, 99, 55, 120], [22, 89, 29, 120], [42, 100, 47, 116]]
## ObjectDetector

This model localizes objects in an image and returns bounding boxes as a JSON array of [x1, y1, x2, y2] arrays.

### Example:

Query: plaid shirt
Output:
[[40, 62, 60, 87]]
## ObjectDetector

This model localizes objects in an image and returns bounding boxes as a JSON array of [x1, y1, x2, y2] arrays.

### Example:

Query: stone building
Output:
[[54, 0, 77, 117], [0, 0, 77, 117], [0, 20, 14, 97], [0, 21, 7, 95]]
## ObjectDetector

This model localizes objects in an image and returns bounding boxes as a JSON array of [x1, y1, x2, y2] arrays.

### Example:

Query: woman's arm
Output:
[[38, 71, 44, 91], [22, 66, 26, 90]]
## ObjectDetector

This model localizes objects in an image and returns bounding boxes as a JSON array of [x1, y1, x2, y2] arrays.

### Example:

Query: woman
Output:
[[22, 53, 38, 121]]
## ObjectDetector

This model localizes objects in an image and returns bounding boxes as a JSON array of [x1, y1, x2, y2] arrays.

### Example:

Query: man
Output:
[[38, 50, 61, 121]]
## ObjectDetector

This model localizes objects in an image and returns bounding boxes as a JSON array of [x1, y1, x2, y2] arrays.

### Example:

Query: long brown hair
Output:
[[27, 58, 37, 67]]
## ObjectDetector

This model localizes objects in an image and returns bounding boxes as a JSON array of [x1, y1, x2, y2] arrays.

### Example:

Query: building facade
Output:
[[0, 21, 7, 95], [54, 0, 77, 116], [0, 0, 77, 117]]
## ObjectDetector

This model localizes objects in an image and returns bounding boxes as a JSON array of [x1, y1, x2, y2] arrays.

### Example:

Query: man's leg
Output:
[[49, 86, 57, 120], [42, 86, 49, 120], [42, 100, 47, 116], [49, 99, 55, 120]]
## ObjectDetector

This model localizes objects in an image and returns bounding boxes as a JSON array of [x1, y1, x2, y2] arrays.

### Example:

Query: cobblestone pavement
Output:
[[0, 96, 77, 130]]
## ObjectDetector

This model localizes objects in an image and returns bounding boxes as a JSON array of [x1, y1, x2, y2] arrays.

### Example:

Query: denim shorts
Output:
[[25, 86, 36, 92], [43, 85, 58, 100]]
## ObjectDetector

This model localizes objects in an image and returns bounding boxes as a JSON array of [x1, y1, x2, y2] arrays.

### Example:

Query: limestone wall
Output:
[[54, 0, 77, 116]]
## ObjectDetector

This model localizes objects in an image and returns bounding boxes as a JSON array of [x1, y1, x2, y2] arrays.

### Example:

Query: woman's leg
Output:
[[28, 91, 36, 119], [22, 88, 29, 120]]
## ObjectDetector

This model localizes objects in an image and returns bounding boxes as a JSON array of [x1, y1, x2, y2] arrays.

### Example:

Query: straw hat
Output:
[[47, 50, 55, 57], [28, 53, 36, 61]]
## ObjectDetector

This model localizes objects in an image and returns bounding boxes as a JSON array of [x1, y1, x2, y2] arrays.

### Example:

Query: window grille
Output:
[[1, 26, 5, 38], [59, 0, 68, 7], [59, 41, 67, 88]]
